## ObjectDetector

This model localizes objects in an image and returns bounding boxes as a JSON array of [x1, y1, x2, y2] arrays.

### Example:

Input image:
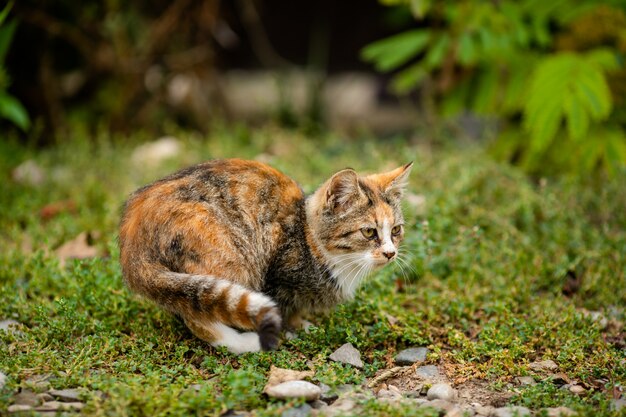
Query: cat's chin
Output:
[[373, 258, 394, 268]]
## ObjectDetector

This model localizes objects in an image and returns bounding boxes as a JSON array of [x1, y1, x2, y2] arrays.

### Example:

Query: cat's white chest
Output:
[[327, 253, 373, 299]]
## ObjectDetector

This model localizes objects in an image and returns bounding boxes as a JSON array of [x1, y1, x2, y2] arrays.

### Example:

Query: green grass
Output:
[[1, 125, 625, 416]]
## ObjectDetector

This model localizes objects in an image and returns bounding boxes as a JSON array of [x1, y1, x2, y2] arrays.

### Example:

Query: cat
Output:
[[119, 158, 412, 354]]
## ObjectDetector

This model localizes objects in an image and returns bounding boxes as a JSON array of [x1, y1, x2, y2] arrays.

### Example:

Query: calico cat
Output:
[[119, 159, 412, 354]]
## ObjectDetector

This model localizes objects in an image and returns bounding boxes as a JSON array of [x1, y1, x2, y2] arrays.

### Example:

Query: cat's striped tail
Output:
[[124, 266, 282, 354]]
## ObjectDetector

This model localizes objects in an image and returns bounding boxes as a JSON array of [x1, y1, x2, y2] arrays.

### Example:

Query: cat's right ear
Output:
[[326, 169, 364, 212]]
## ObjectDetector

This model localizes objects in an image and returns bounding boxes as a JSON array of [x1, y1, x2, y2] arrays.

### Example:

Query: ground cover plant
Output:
[[0, 126, 625, 416]]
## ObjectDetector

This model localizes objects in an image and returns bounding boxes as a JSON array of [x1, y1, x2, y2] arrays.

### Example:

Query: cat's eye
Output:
[[391, 225, 402, 236], [361, 228, 377, 239]]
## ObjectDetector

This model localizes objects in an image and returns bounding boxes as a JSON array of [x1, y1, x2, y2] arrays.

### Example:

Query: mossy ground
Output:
[[1, 126, 625, 416]]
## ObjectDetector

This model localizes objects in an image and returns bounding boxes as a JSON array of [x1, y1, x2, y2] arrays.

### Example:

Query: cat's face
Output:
[[307, 163, 412, 296]]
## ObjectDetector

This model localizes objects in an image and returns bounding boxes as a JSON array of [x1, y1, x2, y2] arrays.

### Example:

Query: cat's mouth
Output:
[[374, 257, 395, 267]]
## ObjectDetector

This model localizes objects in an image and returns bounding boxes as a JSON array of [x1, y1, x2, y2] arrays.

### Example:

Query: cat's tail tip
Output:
[[259, 308, 282, 351]]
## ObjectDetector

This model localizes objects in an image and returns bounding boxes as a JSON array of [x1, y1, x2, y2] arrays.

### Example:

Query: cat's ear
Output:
[[326, 168, 365, 211], [371, 162, 413, 201]]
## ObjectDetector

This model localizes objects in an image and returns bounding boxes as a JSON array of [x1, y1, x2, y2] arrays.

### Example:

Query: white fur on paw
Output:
[[285, 331, 297, 341], [212, 323, 261, 354]]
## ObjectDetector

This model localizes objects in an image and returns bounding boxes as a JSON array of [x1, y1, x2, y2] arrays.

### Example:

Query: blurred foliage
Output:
[[362, 0, 626, 177], [11, 0, 223, 139], [0, 2, 30, 131]]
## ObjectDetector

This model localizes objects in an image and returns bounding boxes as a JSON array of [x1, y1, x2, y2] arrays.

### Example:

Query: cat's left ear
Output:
[[371, 162, 413, 201]]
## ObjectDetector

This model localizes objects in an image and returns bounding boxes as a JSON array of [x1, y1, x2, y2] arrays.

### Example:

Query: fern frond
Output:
[[523, 52, 614, 149], [361, 29, 431, 72]]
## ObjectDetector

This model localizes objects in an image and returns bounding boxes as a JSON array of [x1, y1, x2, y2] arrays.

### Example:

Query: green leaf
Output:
[[563, 92, 589, 141], [441, 78, 471, 117], [458, 32, 477, 66], [472, 67, 499, 114], [528, 99, 563, 153], [0, 19, 17, 63], [361, 29, 431, 72], [409, 0, 432, 19], [0, 2, 13, 26], [424, 33, 450, 69], [605, 130, 626, 176], [391, 62, 428, 94], [574, 67, 612, 120], [502, 64, 532, 114], [524, 52, 613, 146], [531, 17, 551, 47], [584, 48, 620, 72], [0, 91, 30, 131]]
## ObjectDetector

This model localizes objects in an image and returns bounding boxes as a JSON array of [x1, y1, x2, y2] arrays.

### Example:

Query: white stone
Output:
[[131, 137, 182, 167], [12, 160, 44, 186], [265, 380, 321, 401], [545, 407, 576, 416], [7, 404, 33, 413], [0, 320, 21, 334], [569, 385, 585, 395], [427, 383, 457, 401]]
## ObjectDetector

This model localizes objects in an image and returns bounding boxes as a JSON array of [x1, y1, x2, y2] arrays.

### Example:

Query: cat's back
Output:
[[119, 159, 304, 287]]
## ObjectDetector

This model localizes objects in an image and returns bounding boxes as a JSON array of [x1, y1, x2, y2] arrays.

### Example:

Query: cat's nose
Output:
[[382, 251, 396, 260]]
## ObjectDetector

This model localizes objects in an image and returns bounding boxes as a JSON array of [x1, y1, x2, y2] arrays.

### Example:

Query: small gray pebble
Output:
[[545, 406, 576, 416], [319, 383, 338, 402], [516, 376, 536, 386], [419, 399, 456, 413], [377, 389, 402, 400], [36, 393, 54, 402], [529, 360, 558, 372], [395, 347, 429, 365], [281, 403, 312, 417], [446, 407, 474, 417], [410, 398, 429, 405], [328, 397, 356, 412], [48, 388, 83, 402], [611, 398, 626, 411], [492, 406, 531, 417], [427, 383, 457, 401], [473, 404, 494, 416], [35, 401, 84, 411], [415, 365, 440, 379], [310, 400, 328, 410], [13, 390, 42, 407], [329, 343, 364, 369]]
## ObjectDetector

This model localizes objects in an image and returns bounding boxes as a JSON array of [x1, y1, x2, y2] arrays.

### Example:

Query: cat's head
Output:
[[307, 163, 412, 296]]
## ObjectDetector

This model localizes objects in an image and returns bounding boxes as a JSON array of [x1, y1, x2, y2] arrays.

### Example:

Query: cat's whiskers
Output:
[[394, 249, 417, 292], [344, 260, 372, 298], [343, 256, 377, 299], [330, 257, 366, 281]]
